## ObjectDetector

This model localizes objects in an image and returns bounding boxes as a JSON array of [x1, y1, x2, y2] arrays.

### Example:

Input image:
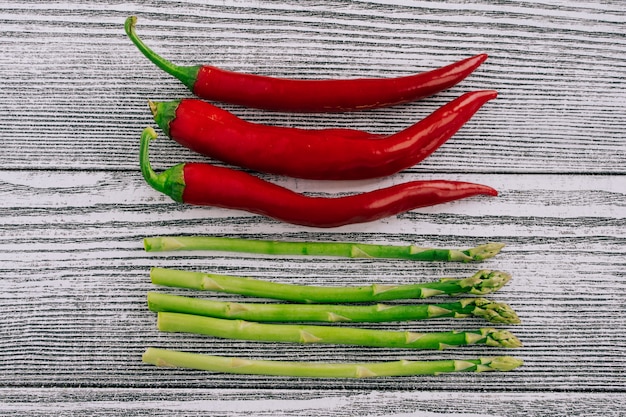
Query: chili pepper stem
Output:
[[124, 16, 200, 89], [139, 127, 185, 202], [142, 348, 523, 378], [149, 100, 180, 137]]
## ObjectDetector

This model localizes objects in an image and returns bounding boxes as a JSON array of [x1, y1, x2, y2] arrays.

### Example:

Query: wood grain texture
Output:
[[1, 388, 626, 416], [0, 0, 624, 172], [0, 171, 624, 392], [0, 0, 625, 414]]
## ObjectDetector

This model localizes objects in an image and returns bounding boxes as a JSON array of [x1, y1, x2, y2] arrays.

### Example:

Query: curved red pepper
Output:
[[140, 128, 497, 228], [125, 16, 488, 113], [150, 90, 497, 180]]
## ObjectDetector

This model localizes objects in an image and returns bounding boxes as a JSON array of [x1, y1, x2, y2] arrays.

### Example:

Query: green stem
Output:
[[149, 267, 511, 302], [147, 292, 521, 324], [156, 312, 522, 349], [144, 236, 505, 262], [124, 16, 200, 90], [149, 100, 180, 137], [139, 127, 185, 202], [143, 348, 523, 377]]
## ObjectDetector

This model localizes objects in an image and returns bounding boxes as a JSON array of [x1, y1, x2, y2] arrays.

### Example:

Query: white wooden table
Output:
[[1, 1, 625, 415]]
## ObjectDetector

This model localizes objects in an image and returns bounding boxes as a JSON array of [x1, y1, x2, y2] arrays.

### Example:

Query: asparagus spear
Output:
[[156, 312, 522, 349], [144, 236, 505, 262], [147, 292, 521, 324], [150, 267, 511, 302], [142, 348, 523, 377]]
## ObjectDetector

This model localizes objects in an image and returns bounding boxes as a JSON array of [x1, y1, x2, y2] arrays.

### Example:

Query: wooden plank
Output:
[[0, 0, 625, 413], [0, 1, 624, 172], [0, 171, 624, 391], [1, 388, 626, 416]]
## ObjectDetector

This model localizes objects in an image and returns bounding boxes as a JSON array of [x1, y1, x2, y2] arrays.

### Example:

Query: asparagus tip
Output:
[[481, 328, 522, 348], [457, 270, 511, 295], [480, 356, 524, 372], [468, 298, 521, 324], [466, 242, 506, 261]]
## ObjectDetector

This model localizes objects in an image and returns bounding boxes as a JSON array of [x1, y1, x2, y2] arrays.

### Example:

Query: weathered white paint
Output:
[[0, 0, 624, 414]]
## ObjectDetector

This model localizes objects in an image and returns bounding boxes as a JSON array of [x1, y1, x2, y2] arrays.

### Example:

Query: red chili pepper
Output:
[[140, 128, 497, 228], [150, 90, 497, 180], [125, 16, 488, 113]]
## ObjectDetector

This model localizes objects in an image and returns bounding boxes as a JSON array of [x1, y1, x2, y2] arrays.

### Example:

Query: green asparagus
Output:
[[142, 348, 523, 377], [144, 236, 505, 262], [150, 267, 510, 302], [147, 292, 520, 324], [156, 312, 522, 349]]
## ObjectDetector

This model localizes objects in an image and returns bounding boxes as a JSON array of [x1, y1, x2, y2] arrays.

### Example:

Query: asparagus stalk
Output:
[[150, 267, 511, 302], [156, 312, 522, 349], [143, 348, 523, 377], [144, 236, 505, 262], [147, 292, 521, 324]]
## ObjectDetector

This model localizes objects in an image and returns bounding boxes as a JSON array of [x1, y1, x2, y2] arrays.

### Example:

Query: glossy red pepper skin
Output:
[[182, 164, 497, 227], [125, 17, 488, 113], [192, 54, 488, 112], [140, 128, 497, 228], [151, 90, 497, 181]]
